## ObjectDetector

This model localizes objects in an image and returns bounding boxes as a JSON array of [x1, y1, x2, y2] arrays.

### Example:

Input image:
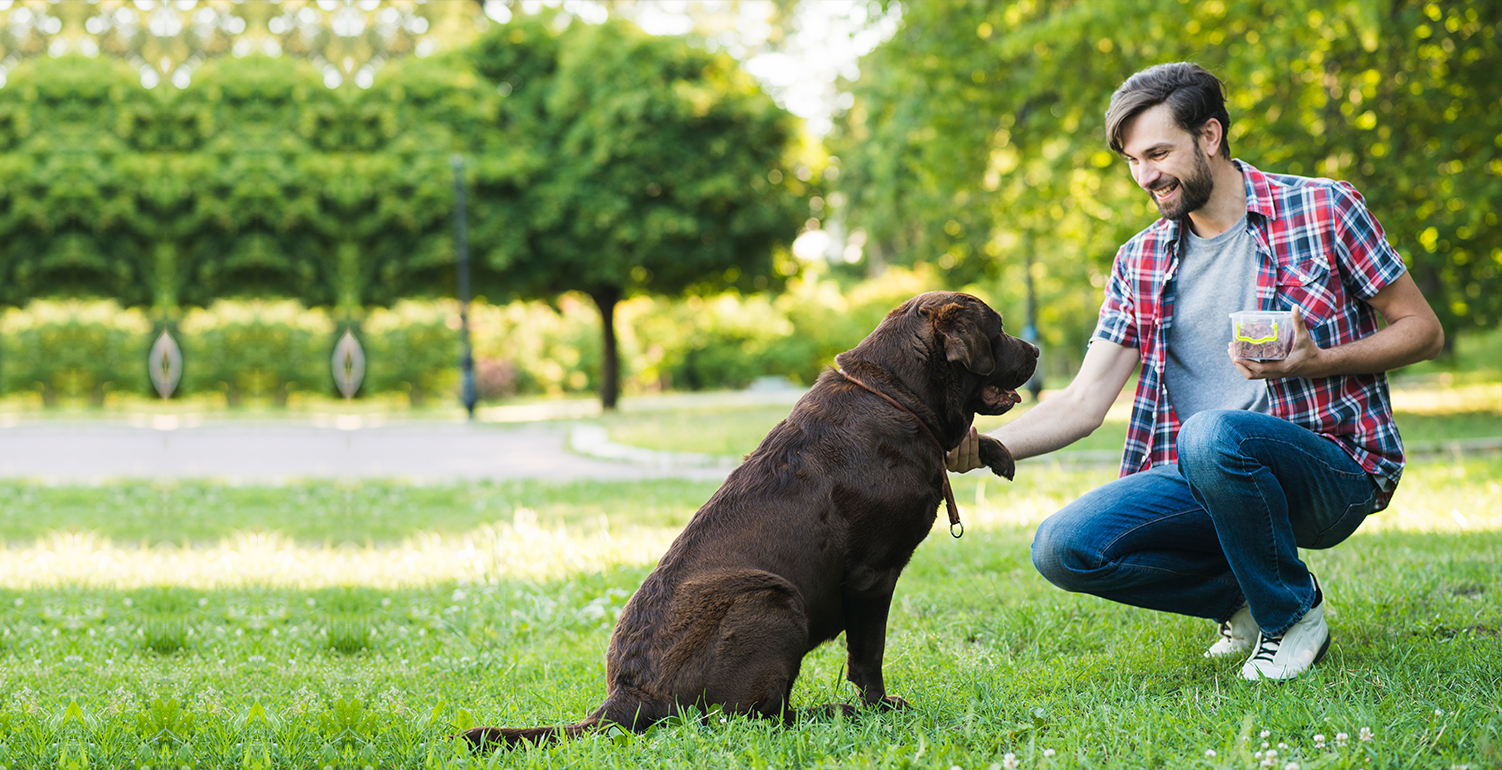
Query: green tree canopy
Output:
[[834, 0, 1502, 361], [463, 12, 807, 408]]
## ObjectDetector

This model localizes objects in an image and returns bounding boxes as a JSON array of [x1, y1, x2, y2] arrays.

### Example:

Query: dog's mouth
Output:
[[981, 384, 1020, 409]]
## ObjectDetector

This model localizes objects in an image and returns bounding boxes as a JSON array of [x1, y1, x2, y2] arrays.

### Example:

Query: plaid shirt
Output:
[[1093, 160, 1407, 509]]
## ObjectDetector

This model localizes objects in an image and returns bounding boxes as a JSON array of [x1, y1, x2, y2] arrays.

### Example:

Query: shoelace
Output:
[[1217, 621, 1235, 641], [1250, 634, 1283, 662]]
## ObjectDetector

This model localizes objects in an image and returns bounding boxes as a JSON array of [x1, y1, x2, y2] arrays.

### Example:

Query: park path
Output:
[[0, 419, 734, 483], [7, 387, 1490, 483], [0, 390, 809, 483]]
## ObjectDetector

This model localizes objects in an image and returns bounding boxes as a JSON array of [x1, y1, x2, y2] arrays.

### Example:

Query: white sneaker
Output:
[[1204, 604, 1256, 658], [1240, 578, 1331, 681]]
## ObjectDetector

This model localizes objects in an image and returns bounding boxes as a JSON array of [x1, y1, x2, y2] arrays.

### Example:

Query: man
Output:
[[946, 62, 1444, 681]]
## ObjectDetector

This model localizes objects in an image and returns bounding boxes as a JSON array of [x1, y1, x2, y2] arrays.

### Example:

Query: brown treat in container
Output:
[[1229, 311, 1294, 360]]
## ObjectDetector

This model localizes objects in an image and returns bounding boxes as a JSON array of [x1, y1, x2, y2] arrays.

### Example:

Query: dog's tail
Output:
[[461, 715, 600, 749]]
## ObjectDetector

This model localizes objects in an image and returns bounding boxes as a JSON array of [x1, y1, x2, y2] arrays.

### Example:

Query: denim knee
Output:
[[1031, 515, 1091, 592], [1176, 410, 1246, 476]]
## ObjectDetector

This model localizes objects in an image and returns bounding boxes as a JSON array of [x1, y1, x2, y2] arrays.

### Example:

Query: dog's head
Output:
[[837, 291, 1038, 433], [915, 292, 1037, 417]]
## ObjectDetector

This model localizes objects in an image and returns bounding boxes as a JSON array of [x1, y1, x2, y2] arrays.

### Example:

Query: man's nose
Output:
[[1135, 162, 1159, 189]]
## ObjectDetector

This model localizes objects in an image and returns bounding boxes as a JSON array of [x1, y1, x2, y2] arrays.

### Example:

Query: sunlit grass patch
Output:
[[1389, 381, 1502, 415], [0, 460, 1495, 592], [0, 517, 680, 589]]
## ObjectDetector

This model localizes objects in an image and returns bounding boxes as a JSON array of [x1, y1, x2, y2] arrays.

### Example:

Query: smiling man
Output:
[[946, 62, 1444, 680]]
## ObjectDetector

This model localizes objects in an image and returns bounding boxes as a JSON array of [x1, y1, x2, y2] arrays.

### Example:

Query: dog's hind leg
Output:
[[691, 581, 811, 724]]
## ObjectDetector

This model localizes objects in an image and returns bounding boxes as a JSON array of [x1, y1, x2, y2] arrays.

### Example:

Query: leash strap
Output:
[[836, 369, 963, 538]]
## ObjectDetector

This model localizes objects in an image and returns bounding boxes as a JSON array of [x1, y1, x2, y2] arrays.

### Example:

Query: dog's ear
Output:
[[923, 302, 996, 376]]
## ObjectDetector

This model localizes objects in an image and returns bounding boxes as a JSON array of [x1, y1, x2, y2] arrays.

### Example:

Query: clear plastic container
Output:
[[1229, 310, 1294, 360]]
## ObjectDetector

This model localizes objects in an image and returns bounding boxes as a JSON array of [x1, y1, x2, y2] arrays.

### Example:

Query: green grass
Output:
[[601, 382, 1502, 457], [1, 459, 1499, 768]]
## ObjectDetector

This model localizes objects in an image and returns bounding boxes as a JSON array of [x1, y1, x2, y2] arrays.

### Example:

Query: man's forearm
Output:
[[988, 391, 1110, 461], [1305, 316, 1445, 378]]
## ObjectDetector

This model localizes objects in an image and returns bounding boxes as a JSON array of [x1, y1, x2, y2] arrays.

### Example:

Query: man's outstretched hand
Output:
[[946, 426, 982, 473]]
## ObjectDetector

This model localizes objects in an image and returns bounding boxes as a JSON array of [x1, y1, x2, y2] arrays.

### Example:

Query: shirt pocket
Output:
[[1275, 256, 1337, 333]]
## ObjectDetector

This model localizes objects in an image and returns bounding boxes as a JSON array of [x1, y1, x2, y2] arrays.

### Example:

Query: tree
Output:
[[462, 12, 806, 408], [833, 0, 1502, 365], [0, 56, 159, 307]]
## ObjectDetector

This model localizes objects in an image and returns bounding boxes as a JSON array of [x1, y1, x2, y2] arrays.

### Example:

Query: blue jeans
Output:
[[1031, 410, 1381, 637]]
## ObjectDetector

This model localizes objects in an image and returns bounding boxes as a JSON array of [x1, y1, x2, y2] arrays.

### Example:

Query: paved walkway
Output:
[[0, 419, 736, 483], [0, 390, 807, 483]]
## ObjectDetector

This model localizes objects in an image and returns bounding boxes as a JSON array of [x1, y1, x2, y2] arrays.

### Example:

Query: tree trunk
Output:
[[589, 287, 623, 410]]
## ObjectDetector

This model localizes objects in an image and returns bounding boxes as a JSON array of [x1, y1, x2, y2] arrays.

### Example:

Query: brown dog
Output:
[[465, 291, 1036, 748]]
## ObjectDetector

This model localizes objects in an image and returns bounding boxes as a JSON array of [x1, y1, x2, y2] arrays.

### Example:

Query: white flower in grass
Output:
[[1359, 727, 1374, 742], [1283, 763, 1301, 770], [1335, 732, 1349, 745], [1260, 729, 1271, 738], [1205, 749, 1217, 758], [1278, 743, 1288, 750], [1003, 753, 1020, 770], [1266, 748, 1278, 758], [1435, 708, 1444, 716], [1254, 751, 1263, 759], [1314, 734, 1326, 749], [1043, 749, 1055, 758]]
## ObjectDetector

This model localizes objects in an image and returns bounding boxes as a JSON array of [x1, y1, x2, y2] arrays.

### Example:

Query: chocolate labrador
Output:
[[465, 291, 1037, 748]]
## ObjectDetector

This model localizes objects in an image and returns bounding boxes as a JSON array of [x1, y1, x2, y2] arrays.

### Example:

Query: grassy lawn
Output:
[[1, 456, 1499, 768], [600, 382, 1502, 458]]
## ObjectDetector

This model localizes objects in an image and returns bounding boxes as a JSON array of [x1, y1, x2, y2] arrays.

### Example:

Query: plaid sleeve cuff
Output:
[[1332, 182, 1409, 300]]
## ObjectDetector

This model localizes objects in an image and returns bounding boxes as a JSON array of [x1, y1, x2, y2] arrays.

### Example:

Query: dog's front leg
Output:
[[841, 569, 907, 709]]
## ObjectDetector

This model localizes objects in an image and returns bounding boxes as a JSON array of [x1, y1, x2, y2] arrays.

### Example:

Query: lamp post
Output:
[[452, 155, 478, 420], [1022, 234, 1043, 402]]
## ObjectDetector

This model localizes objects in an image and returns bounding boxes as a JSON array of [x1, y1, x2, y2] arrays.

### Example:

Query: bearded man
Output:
[[947, 62, 1444, 681]]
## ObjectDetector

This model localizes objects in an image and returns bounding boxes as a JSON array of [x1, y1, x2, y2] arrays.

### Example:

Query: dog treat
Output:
[[1229, 311, 1294, 360]]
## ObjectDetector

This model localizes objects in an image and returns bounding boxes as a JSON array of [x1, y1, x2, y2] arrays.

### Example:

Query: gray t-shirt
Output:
[[1162, 214, 1270, 422]]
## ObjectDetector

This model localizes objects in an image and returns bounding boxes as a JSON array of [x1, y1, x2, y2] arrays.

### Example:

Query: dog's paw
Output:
[[978, 436, 1015, 481]]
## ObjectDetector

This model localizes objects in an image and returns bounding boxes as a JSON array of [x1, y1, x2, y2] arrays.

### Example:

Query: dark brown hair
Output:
[[1105, 62, 1231, 158]]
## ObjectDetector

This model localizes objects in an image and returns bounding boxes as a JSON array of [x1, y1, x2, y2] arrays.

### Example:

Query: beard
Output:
[[1147, 144, 1214, 220]]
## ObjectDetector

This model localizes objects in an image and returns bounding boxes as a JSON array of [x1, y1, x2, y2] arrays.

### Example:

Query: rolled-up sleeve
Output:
[[1091, 245, 1140, 348], [1331, 182, 1408, 301]]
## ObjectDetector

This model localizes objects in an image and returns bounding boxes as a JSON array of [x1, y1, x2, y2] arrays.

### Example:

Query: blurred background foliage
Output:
[[0, 0, 1498, 408], [833, 0, 1502, 366]]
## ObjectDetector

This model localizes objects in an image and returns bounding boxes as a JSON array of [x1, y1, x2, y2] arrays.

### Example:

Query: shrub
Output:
[[469, 296, 612, 397], [0, 300, 153, 405], [177, 300, 336, 406], [360, 300, 460, 406]]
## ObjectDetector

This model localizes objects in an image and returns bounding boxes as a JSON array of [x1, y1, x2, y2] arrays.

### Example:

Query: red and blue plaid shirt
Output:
[[1093, 160, 1407, 508]]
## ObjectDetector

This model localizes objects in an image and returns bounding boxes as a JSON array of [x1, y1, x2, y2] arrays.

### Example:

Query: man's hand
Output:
[[946, 426, 981, 473], [1230, 308, 1327, 380]]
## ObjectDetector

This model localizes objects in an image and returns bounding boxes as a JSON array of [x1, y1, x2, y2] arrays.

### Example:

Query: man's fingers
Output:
[[946, 427, 979, 472]]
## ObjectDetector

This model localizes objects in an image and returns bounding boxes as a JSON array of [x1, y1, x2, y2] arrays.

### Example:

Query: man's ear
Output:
[[1200, 118, 1224, 158], [923, 302, 996, 376]]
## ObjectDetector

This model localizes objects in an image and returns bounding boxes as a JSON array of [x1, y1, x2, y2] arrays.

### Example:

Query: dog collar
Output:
[[835, 368, 963, 538]]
